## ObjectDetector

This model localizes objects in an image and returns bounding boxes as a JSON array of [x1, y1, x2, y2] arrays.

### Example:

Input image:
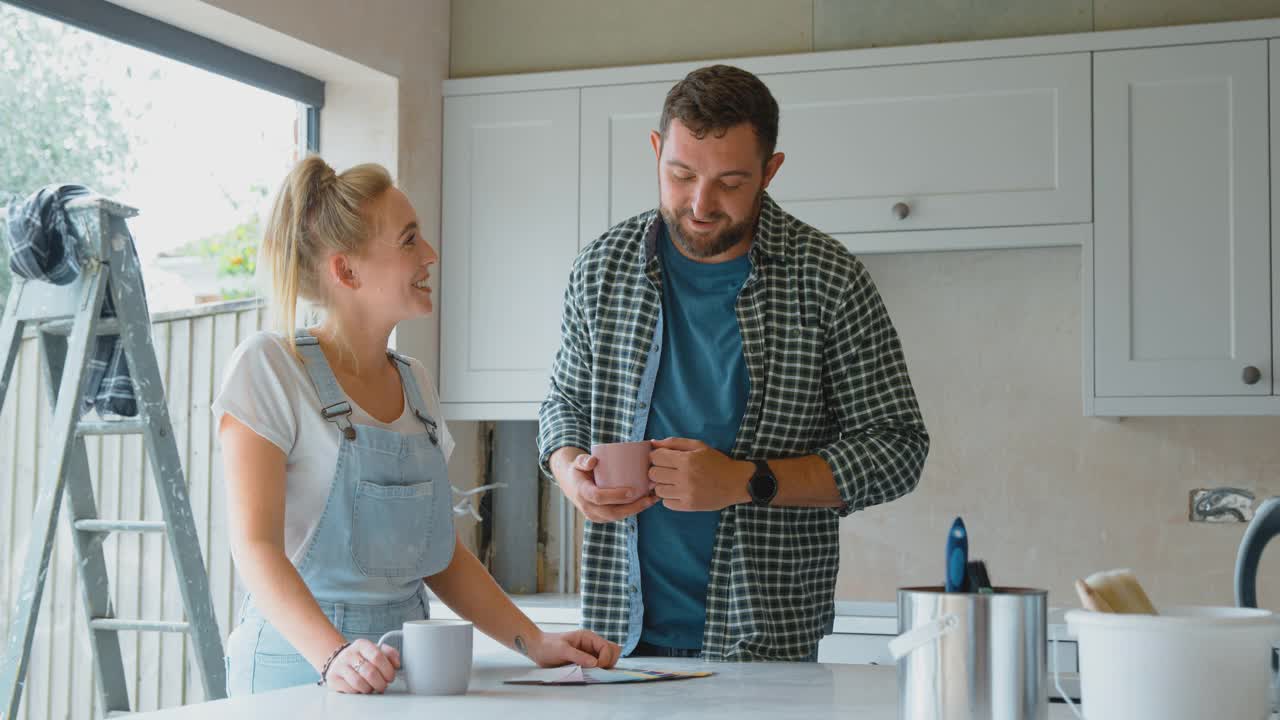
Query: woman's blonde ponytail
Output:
[[259, 156, 393, 356]]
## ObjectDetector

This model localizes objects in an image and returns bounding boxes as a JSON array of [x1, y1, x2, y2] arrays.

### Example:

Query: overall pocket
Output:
[[351, 479, 435, 577]]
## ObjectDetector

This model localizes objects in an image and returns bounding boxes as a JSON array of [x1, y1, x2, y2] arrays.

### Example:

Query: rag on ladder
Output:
[[5, 184, 147, 417]]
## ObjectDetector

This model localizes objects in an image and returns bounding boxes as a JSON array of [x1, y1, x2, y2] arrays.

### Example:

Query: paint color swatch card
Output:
[[505, 665, 714, 685]]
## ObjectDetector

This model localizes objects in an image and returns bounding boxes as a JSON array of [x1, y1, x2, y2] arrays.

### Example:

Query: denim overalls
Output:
[[225, 332, 455, 695]]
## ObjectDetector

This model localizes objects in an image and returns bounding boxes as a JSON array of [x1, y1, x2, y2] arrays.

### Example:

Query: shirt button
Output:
[[638, 401, 648, 410], [629, 585, 639, 594], [651, 345, 659, 353]]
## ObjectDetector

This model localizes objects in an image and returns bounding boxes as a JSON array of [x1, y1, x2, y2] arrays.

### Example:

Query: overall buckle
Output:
[[321, 401, 356, 440]]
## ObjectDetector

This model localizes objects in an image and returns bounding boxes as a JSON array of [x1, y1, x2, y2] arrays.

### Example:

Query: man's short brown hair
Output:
[[658, 64, 780, 161]]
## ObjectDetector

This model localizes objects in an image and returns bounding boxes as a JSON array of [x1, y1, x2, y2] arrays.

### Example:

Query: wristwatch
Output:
[[747, 459, 778, 507]]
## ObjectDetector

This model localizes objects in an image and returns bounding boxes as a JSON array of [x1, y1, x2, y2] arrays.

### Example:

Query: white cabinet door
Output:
[[766, 53, 1090, 235], [1272, 41, 1280, 397], [1093, 41, 1270, 399], [580, 54, 1090, 244], [580, 82, 670, 244], [440, 89, 580, 407]]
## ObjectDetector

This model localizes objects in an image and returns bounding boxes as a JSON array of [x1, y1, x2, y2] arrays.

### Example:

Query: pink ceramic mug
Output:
[[590, 441, 652, 494]]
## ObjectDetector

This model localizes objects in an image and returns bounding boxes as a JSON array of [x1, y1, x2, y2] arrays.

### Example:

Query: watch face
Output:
[[750, 470, 776, 503]]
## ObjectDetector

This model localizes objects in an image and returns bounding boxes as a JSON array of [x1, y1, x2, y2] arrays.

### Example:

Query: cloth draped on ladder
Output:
[[5, 184, 146, 417]]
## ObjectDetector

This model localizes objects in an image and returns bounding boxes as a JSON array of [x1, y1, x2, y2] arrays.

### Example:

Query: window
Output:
[[0, 0, 322, 312]]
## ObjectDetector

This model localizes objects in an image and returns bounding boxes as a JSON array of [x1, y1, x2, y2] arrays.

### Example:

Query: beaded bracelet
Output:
[[316, 641, 352, 686]]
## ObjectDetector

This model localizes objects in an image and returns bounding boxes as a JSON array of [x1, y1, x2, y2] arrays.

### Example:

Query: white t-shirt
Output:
[[211, 331, 454, 563]]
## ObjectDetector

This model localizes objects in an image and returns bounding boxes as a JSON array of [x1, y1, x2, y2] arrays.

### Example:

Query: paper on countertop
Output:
[[504, 665, 714, 685]]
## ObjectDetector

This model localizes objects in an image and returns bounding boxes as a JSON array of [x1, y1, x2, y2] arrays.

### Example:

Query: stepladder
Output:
[[0, 195, 226, 719]]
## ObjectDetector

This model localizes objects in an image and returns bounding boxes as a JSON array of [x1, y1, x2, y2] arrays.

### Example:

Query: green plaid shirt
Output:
[[538, 193, 929, 661]]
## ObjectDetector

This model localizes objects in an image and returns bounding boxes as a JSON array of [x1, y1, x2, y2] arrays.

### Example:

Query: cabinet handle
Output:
[[1243, 366, 1262, 385], [892, 202, 911, 220]]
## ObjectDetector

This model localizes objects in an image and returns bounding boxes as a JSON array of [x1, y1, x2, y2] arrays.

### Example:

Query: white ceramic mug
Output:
[[377, 619, 473, 695]]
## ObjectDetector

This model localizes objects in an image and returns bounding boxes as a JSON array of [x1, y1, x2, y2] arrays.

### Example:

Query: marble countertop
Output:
[[129, 648, 1088, 720]]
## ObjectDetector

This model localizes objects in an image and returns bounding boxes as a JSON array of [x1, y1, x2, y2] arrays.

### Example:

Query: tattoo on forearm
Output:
[[514, 635, 528, 656]]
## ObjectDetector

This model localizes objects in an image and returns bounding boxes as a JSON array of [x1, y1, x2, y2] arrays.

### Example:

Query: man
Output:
[[538, 64, 929, 662]]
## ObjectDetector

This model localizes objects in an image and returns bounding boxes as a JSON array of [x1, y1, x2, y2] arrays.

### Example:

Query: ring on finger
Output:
[[352, 659, 367, 673]]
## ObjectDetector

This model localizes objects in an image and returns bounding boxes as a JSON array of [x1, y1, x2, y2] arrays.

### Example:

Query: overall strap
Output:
[[388, 351, 439, 445], [294, 331, 356, 440]]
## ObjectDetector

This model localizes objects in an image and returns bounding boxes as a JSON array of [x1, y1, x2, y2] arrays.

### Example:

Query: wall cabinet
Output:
[[441, 20, 1280, 419], [439, 89, 580, 417], [580, 54, 1091, 251], [1087, 40, 1280, 415], [447, 54, 1091, 417]]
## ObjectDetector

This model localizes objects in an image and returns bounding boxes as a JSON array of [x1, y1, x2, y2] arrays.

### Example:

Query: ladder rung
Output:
[[38, 317, 121, 336], [74, 520, 167, 534], [77, 418, 147, 436], [90, 618, 190, 634]]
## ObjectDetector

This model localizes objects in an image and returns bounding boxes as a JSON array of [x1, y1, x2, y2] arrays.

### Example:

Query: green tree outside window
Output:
[[0, 5, 137, 312]]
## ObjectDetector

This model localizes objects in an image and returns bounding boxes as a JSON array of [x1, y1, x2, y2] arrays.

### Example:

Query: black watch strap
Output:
[[748, 459, 778, 507]]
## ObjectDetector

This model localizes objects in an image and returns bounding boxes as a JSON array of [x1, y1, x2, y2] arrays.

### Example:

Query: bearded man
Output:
[[538, 64, 930, 662]]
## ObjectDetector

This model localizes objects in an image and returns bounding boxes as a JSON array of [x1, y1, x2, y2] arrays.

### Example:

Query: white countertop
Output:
[[130, 647, 1087, 720]]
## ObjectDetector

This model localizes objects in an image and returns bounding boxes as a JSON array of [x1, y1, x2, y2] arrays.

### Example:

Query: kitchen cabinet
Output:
[[580, 54, 1091, 253], [1087, 40, 1277, 415], [439, 89, 580, 418], [446, 53, 1091, 417], [441, 20, 1280, 419]]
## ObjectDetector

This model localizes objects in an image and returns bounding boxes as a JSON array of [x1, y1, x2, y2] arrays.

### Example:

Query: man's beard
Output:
[[660, 187, 763, 259]]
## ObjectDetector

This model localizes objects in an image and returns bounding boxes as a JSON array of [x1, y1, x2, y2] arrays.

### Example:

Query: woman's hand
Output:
[[525, 629, 622, 669], [323, 638, 402, 693]]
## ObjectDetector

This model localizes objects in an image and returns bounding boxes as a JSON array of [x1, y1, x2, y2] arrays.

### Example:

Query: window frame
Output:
[[3, 0, 322, 149]]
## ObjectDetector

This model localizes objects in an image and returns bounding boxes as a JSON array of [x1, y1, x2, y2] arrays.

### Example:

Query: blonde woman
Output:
[[215, 157, 620, 695]]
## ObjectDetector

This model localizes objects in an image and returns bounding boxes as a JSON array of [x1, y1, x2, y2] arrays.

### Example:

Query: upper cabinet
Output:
[[766, 54, 1091, 237], [441, 20, 1280, 419], [581, 54, 1091, 251], [439, 89, 580, 417], [579, 82, 669, 245], [1087, 40, 1278, 415]]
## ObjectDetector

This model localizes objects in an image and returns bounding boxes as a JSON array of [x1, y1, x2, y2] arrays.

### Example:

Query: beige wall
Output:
[[451, 0, 1280, 76], [857, 248, 1280, 608], [451, 0, 1280, 609]]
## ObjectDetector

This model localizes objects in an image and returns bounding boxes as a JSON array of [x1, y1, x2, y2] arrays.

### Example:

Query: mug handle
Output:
[[377, 629, 404, 668]]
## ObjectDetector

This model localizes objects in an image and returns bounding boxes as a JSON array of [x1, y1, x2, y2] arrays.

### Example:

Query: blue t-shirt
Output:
[[637, 223, 752, 649]]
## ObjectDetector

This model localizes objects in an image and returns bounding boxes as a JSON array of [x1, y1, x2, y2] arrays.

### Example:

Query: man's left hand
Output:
[[649, 437, 753, 511]]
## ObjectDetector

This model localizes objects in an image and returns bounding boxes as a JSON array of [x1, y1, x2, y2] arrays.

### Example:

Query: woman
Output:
[[214, 157, 619, 695]]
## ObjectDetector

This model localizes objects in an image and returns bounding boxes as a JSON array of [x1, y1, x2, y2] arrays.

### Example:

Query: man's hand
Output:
[[649, 437, 753, 511], [551, 447, 658, 523]]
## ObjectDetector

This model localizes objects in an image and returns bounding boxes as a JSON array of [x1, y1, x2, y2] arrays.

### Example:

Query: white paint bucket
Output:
[[1064, 607, 1280, 720]]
